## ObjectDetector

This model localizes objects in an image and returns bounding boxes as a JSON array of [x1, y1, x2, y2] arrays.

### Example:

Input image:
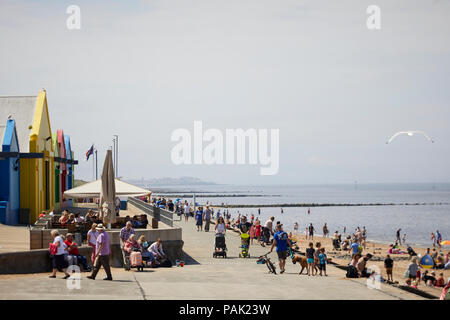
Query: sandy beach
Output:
[[291, 234, 449, 298]]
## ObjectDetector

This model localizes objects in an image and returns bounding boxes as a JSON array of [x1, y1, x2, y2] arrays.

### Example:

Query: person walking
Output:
[[306, 242, 315, 276], [87, 224, 112, 281], [254, 219, 262, 244], [396, 228, 402, 245], [293, 222, 298, 234], [184, 203, 190, 222], [203, 207, 212, 232], [120, 221, 135, 269], [195, 207, 203, 231], [215, 216, 226, 235], [308, 223, 315, 240], [318, 248, 328, 276], [263, 216, 274, 244], [322, 223, 329, 238], [431, 232, 436, 248], [269, 224, 292, 274], [49, 230, 70, 279], [87, 223, 98, 264], [436, 230, 442, 248]]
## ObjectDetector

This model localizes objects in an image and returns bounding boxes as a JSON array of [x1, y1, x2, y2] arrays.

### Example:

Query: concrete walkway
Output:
[[0, 224, 29, 253], [0, 218, 424, 300]]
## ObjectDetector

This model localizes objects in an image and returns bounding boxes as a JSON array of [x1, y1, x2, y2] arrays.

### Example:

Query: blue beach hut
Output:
[[0, 118, 20, 225]]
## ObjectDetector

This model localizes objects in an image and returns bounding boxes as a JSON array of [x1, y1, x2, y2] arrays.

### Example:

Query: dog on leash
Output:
[[292, 255, 308, 275]]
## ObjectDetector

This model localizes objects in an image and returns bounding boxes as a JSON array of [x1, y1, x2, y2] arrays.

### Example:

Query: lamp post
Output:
[[112, 138, 116, 175], [113, 135, 118, 178], [95, 148, 98, 180]]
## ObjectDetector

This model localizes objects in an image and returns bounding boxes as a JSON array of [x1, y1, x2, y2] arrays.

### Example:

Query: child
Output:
[[384, 254, 394, 283], [254, 220, 262, 243], [314, 242, 321, 276], [318, 248, 328, 276], [306, 242, 315, 276], [436, 273, 446, 287], [250, 224, 255, 245]]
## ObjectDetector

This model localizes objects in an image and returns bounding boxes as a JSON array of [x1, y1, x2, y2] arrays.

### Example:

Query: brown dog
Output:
[[292, 255, 308, 275]]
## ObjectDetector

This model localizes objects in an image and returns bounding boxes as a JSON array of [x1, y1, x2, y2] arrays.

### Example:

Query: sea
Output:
[[148, 183, 450, 248]]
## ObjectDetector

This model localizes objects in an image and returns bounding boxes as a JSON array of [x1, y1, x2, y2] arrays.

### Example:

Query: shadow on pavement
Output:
[[182, 251, 200, 265]]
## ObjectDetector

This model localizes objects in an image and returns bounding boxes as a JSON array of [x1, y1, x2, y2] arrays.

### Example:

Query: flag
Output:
[[86, 145, 94, 161]]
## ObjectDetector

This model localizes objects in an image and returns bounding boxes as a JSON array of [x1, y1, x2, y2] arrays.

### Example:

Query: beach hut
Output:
[[0, 118, 20, 225], [64, 135, 73, 206], [52, 133, 61, 210], [57, 129, 67, 208], [0, 91, 56, 223]]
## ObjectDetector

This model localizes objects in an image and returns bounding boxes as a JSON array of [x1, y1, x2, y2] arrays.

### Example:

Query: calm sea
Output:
[[149, 183, 450, 247]]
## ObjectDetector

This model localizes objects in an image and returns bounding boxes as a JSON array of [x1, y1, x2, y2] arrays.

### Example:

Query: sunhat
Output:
[[96, 223, 106, 230]]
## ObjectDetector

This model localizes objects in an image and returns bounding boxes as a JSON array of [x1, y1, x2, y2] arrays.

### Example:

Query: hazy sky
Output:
[[1, 0, 449, 185]]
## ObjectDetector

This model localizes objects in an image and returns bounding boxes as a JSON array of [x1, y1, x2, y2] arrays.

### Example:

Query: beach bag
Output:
[[153, 258, 172, 268], [130, 252, 142, 267], [49, 243, 57, 256], [404, 269, 410, 278], [346, 265, 358, 278]]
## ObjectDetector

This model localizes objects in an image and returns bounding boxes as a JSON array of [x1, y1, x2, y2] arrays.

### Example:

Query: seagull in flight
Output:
[[386, 131, 434, 144]]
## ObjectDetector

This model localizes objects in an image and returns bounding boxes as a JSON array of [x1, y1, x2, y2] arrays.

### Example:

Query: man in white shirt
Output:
[[263, 216, 275, 244], [184, 204, 191, 222]]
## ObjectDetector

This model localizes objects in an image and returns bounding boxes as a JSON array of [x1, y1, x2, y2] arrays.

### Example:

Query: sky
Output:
[[1, 0, 449, 185]]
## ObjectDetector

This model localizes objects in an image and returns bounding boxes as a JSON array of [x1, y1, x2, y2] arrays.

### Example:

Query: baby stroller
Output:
[[213, 233, 227, 258], [239, 233, 250, 258]]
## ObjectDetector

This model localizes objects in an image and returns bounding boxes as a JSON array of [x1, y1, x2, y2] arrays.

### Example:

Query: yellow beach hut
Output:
[[0, 90, 55, 223]]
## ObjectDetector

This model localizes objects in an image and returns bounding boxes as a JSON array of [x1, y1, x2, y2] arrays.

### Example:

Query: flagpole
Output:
[[95, 148, 98, 180], [92, 145, 95, 181]]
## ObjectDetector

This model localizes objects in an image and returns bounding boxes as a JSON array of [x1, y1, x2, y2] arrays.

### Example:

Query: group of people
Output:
[[152, 197, 176, 212], [405, 254, 449, 291], [120, 221, 169, 269], [50, 222, 112, 281]]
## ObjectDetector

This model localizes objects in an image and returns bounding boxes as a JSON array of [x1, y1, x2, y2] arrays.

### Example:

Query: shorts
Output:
[[408, 274, 417, 280], [307, 258, 314, 264], [52, 254, 68, 271], [319, 263, 326, 271], [277, 250, 288, 260], [386, 267, 393, 275]]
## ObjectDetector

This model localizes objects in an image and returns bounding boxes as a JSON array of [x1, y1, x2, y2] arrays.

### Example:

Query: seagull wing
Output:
[[386, 131, 408, 144]]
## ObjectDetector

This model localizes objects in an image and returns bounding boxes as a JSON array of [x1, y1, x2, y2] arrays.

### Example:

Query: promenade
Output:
[[0, 218, 424, 300]]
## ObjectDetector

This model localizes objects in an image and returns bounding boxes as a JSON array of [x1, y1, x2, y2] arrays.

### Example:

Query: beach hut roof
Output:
[[0, 96, 37, 152], [1, 119, 20, 152], [63, 179, 150, 199]]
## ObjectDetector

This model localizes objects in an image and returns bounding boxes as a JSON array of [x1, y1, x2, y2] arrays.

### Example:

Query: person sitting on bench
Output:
[[64, 233, 91, 271]]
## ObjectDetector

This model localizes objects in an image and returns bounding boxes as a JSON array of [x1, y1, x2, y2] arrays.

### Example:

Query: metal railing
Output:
[[128, 197, 174, 227]]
